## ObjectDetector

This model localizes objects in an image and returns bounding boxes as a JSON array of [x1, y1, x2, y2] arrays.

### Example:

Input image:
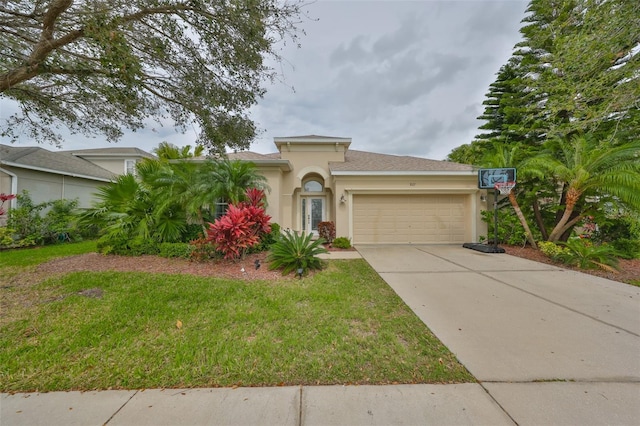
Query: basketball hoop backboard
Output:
[[478, 168, 516, 189]]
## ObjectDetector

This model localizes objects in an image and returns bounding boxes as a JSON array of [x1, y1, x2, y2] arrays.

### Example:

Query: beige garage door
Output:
[[353, 194, 467, 244]]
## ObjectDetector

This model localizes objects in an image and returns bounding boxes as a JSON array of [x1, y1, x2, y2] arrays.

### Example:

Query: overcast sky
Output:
[[1, 0, 529, 160]]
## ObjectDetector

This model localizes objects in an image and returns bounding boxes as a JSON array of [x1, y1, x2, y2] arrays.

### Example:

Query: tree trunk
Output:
[[508, 190, 538, 249], [559, 207, 581, 242], [197, 209, 209, 235], [548, 187, 581, 242], [532, 198, 549, 241]]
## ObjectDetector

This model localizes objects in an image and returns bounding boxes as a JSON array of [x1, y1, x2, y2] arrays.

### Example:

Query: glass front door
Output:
[[302, 197, 324, 235]]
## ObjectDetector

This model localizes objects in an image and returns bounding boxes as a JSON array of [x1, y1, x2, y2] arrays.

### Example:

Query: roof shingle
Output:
[[1, 144, 116, 181], [330, 150, 473, 173], [216, 149, 472, 173]]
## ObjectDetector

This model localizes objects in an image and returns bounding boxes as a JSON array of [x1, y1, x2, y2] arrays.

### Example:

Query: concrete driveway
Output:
[[358, 244, 640, 425]]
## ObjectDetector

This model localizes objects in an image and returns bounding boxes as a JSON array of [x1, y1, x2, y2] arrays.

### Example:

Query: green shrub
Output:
[[557, 239, 620, 272], [0, 227, 16, 247], [158, 242, 194, 259], [249, 222, 281, 253], [611, 238, 640, 260], [98, 237, 159, 256], [591, 211, 640, 260], [267, 230, 328, 276], [538, 241, 568, 260], [6, 191, 45, 246], [481, 209, 530, 246], [332, 236, 351, 249], [42, 199, 81, 244], [267, 222, 281, 242], [317, 221, 336, 243], [592, 212, 640, 244], [4, 191, 82, 246], [181, 224, 205, 243]]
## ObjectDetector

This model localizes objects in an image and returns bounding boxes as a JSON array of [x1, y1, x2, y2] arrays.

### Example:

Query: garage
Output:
[[352, 194, 467, 244]]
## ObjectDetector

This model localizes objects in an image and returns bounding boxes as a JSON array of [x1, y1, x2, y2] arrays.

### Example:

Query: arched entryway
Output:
[[300, 177, 326, 235]]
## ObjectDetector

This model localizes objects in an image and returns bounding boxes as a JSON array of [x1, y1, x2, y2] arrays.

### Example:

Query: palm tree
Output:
[[153, 141, 205, 160], [138, 158, 219, 231], [526, 135, 640, 242], [78, 174, 186, 243], [209, 159, 269, 205], [480, 141, 538, 248]]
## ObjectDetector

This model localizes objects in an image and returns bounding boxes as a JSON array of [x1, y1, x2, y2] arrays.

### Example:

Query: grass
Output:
[[0, 244, 473, 392], [0, 240, 97, 267]]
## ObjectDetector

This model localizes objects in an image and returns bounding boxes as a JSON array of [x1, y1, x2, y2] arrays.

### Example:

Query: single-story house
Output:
[[2, 137, 487, 244], [227, 135, 486, 244], [0, 144, 153, 210]]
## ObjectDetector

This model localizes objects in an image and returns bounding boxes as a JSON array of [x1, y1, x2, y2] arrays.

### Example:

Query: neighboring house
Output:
[[60, 147, 155, 176], [226, 135, 486, 244], [0, 144, 153, 211]]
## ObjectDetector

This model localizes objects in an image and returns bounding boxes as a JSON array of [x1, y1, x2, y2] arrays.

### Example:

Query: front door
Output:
[[302, 197, 325, 235]]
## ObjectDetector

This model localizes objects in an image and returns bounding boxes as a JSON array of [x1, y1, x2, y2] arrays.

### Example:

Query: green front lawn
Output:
[[0, 244, 473, 392], [0, 240, 97, 268]]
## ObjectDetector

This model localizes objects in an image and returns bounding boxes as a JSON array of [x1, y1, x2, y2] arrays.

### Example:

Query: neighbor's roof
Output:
[[60, 147, 155, 158], [0, 144, 116, 181]]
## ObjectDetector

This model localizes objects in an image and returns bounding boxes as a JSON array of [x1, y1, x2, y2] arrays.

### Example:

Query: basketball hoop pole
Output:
[[491, 182, 515, 250], [493, 187, 499, 250]]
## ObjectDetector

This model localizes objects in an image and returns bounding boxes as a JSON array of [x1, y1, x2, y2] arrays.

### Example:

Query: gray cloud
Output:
[[3, 0, 529, 160]]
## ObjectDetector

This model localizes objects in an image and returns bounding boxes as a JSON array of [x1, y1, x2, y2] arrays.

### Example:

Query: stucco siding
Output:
[[84, 158, 127, 175], [2, 167, 107, 208]]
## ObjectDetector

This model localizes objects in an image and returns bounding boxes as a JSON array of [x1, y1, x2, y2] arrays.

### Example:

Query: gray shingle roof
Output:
[[227, 151, 276, 161], [0, 144, 116, 181], [224, 149, 472, 173], [330, 150, 473, 173]]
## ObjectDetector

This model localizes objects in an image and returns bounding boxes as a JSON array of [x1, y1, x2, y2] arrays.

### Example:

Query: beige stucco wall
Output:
[[259, 144, 346, 232], [259, 167, 285, 226], [257, 162, 486, 242]]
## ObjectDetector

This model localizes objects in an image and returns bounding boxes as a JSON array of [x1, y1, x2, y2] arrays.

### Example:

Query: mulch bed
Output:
[[26, 245, 640, 285], [503, 244, 640, 284], [36, 252, 286, 281]]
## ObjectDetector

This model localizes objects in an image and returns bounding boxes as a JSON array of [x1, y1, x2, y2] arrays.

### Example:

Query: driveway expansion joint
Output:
[[475, 270, 640, 338]]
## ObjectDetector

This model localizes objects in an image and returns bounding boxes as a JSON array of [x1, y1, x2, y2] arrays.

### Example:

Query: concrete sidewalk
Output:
[[2, 384, 513, 426], [2, 245, 639, 425]]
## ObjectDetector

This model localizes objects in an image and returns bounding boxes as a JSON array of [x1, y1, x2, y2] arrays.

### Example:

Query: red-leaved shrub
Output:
[[206, 188, 271, 260]]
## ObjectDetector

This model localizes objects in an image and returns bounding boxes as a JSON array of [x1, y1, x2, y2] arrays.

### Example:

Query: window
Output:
[[303, 179, 323, 192], [125, 159, 137, 176], [214, 200, 228, 219]]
